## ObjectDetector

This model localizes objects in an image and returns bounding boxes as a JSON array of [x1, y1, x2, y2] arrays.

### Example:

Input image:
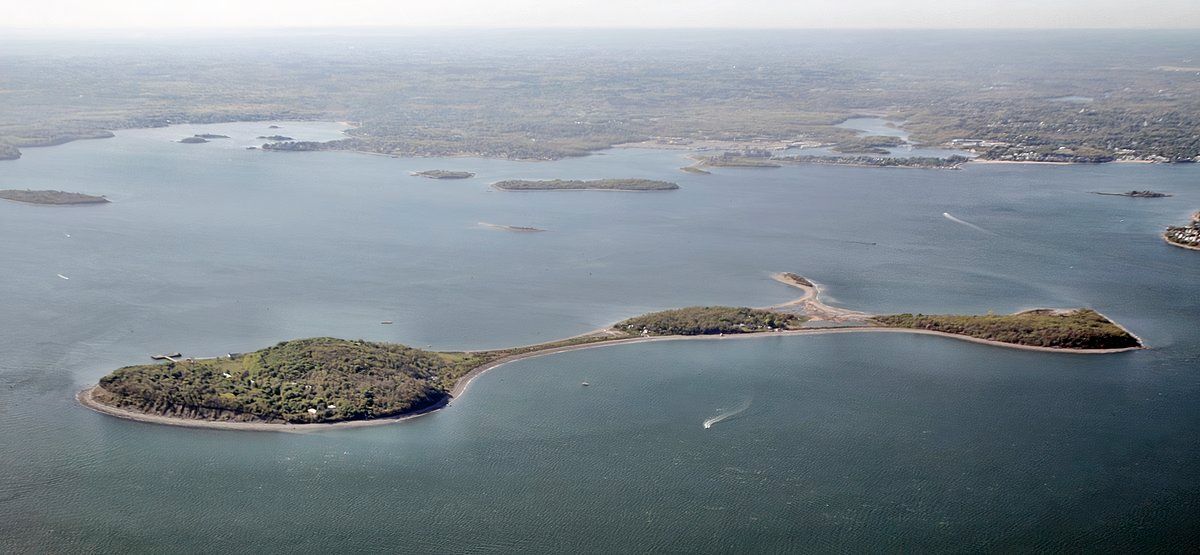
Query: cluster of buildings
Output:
[[946, 138, 1010, 149]]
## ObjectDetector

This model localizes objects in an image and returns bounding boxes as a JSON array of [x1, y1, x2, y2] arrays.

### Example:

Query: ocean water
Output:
[[1, 122, 1198, 552]]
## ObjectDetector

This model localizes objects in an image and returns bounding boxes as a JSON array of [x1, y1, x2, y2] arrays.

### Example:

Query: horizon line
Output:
[[2, 25, 1199, 32]]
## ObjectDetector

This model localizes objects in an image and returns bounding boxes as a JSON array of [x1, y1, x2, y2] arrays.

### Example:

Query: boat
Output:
[[581, 382, 590, 387]]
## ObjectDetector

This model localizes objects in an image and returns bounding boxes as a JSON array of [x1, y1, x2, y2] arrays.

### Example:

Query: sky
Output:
[[1, 0, 1198, 29]]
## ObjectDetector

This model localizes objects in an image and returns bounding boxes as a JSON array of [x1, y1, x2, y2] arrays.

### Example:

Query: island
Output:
[[257, 135, 294, 141], [832, 135, 905, 154], [492, 179, 680, 191], [695, 154, 782, 168], [0, 189, 110, 205], [79, 272, 1144, 431], [1164, 212, 1200, 250], [413, 170, 475, 179], [1093, 190, 1172, 198], [193, 134, 230, 139], [479, 222, 546, 232], [178, 137, 208, 144]]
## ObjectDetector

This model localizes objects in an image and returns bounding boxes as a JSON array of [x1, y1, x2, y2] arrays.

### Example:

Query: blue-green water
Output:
[[1, 122, 1198, 552]]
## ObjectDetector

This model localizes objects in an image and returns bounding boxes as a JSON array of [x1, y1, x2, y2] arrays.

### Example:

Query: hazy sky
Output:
[[2, 0, 1198, 29]]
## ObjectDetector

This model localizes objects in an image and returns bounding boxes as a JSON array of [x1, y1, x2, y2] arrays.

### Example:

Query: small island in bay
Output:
[[1164, 212, 1200, 250], [413, 170, 475, 179], [680, 166, 711, 175], [695, 153, 782, 168], [80, 272, 1143, 431], [193, 133, 230, 139], [493, 179, 680, 191], [831, 135, 905, 154], [1093, 190, 1171, 198], [257, 135, 294, 141], [0, 189, 110, 205], [479, 222, 546, 232], [179, 136, 208, 144]]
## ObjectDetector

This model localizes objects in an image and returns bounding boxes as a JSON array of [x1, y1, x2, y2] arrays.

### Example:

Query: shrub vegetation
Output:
[[871, 309, 1140, 349], [616, 306, 805, 336]]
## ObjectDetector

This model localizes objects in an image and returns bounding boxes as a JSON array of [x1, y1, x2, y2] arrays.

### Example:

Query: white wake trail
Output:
[[703, 398, 752, 429], [942, 212, 995, 235]]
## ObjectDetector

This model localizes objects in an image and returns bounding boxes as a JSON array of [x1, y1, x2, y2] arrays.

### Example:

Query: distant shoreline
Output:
[[5, 120, 1184, 167]]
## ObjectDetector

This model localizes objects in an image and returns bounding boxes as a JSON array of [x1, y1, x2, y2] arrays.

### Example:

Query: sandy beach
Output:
[[78, 385, 449, 432], [1164, 234, 1200, 251]]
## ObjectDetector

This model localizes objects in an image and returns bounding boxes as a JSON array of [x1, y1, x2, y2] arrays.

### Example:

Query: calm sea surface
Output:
[[1, 122, 1198, 552]]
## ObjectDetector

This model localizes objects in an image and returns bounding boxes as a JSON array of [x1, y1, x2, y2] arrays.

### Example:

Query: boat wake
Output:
[[942, 212, 995, 235], [703, 398, 752, 429]]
